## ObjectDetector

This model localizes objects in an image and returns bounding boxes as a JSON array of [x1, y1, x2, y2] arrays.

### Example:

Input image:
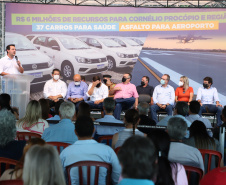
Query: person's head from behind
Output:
[[59, 101, 75, 120], [103, 97, 115, 114], [23, 145, 66, 185], [38, 98, 50, 120], [77, 102, 90, 118], [75, 116, 94, 139], [137, 102, 149, 116], [118, 136, 157, 180], [0, 109, 16, 146], [189, 120, 209, 138], [0, 93, 13, 113], [124, 109, 140, 135], [167, 117, 187, 141], [174, 101, 189, 116], [189, 101, 200, 114]]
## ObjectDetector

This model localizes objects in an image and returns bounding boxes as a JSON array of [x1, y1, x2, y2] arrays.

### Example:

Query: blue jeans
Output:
[[114, 97, 135, 120], [86, 101, 103, 110], [150, 104, 173, 124], [198, 104, 223, 126]]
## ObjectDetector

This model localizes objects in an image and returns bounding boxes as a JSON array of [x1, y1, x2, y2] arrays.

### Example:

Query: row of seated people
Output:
[[43, 68, 224, 125], [0, 104, 226, 185]]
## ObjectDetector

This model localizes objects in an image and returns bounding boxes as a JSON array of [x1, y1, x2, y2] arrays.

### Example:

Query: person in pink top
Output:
[[110, 73, 139, 120]]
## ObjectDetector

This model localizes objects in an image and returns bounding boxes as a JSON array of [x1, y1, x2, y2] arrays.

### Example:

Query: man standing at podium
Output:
[[0, 44, 24, 76]]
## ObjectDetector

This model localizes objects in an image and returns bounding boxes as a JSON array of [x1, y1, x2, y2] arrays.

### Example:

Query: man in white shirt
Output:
[[43, 69, 67, 111], [196, 77, 223, 126], [86, 75, 108, 110], [0, 44, 24, 75], [150, 74, 175, 123]]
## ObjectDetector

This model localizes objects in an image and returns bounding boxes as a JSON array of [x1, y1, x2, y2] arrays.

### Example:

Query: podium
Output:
[[0, 74, 34, 119]]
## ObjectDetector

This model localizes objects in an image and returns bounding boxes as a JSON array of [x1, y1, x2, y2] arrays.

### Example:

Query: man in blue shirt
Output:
[[66, 74, 88, 112], [94, 97, 124, 138], [60, 116, 121, 185], [42, 102, 78, 144]]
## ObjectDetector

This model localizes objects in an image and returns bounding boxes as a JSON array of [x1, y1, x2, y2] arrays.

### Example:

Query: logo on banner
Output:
[[32, 64, 38, 70]]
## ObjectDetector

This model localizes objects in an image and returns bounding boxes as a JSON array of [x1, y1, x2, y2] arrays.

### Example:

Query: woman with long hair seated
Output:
[[112, 109, 145, 149], [23, 144, 66, 185], [148, 129, 188, 185], [0, 138, 46, 181], [16, 100, 49, 135]]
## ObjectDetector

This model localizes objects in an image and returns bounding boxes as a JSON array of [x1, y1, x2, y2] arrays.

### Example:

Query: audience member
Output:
[[81, 75, 86, 82], [39, 98, 52, 119], [137, 102, 156, 134], [112, 109, 145, 149], [196, 76, 223, 126], [16, 100, 49, 135], [148, 129, 188, 185], [0, 138, 46, 180], [0, 109, 26, 160], [200, 167, 226, 185], [150, 74, 175, 124], [103, 74, 116, 97], [117, 136, 157, 185], [186, 101, 212, 128], [175, 76, 193, 103], [60, 116, 121, 185], [43, 68, 67, 112], [158, 101, 191, 127], [76, 102, 94, 121], [23, 145, 66, 185], [111, 73, 139, 120], [167, 117, 204, 171], [42, 102, 77, 144], [95, 98, 124, 137], [86, 75, 108, 110], [66, 74, 88, 111], [0, 93, 15, 114], [136, 76, 154, 105]]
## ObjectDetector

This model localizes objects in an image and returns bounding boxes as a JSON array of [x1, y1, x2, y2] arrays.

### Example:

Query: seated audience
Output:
[[111, 73, 139, 120], [76, 102, 94, 121], [95, 98, 124, 138], [66, 74, 88, 111], [150, 74, 175, 124], [0, 138, 46, 180], [86, 75, 108, 110], [43, 68, 67, 113], [39, 98, 52, 119], [200, 167, 226, 185], [23, 145, 66, 185], [0, 109, 26, 160], [0, 93, 16, 115], [186, 101, 212, 128], [148, 129, 188, 185], [42, 102, 78, 144], [196, 76, 223, 126], [136, 76, 154, 105], [60, 116, 121, 185], [117, 136, 157, 185], [17, 100, 49, 135], [158, 101, 191, 127], [175, 76, 193, 103], [112, 109, 145, 149], [167, 117, 204, 171], [137, 102, 156, 134], [183, 120, 222, 173]]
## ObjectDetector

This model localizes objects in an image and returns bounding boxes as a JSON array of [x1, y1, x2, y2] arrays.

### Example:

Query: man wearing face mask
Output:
[[150, 74, 175, 124], [110, 73, 139, 120], [196, 76, 223, 126], [86, 75, 108, 110], [103, 74, 116, 98], [43, 69, 67, 111], [136, 76, 154, 105], [66, 74, 88, 112]]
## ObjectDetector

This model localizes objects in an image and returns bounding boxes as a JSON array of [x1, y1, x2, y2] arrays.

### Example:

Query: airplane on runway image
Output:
[[159, 34, 212, 44]]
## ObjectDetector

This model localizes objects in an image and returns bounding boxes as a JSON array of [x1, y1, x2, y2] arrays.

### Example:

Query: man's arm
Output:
[[87, 81, 99, 96], [134, 98, 138, 109], [110, 149, 121, 185], [17, 60, 24, 73], [0, 72, 10, 76]]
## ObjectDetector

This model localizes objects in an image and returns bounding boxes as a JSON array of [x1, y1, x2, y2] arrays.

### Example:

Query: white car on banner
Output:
[[105, 36, 142, 54], [27, 34, 108, 80], [77, 36, 139, 70], [5, 32, 54, 92]]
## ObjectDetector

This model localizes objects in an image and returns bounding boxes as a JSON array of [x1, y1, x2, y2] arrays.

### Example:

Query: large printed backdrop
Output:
[[5, 3, 226, 105]]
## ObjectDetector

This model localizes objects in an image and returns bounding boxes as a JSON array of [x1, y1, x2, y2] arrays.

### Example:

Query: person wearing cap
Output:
[[103, 74, 116, 98]]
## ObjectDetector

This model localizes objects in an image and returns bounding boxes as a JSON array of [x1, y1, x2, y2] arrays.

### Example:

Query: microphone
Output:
[[15, 56, 20, 66]]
